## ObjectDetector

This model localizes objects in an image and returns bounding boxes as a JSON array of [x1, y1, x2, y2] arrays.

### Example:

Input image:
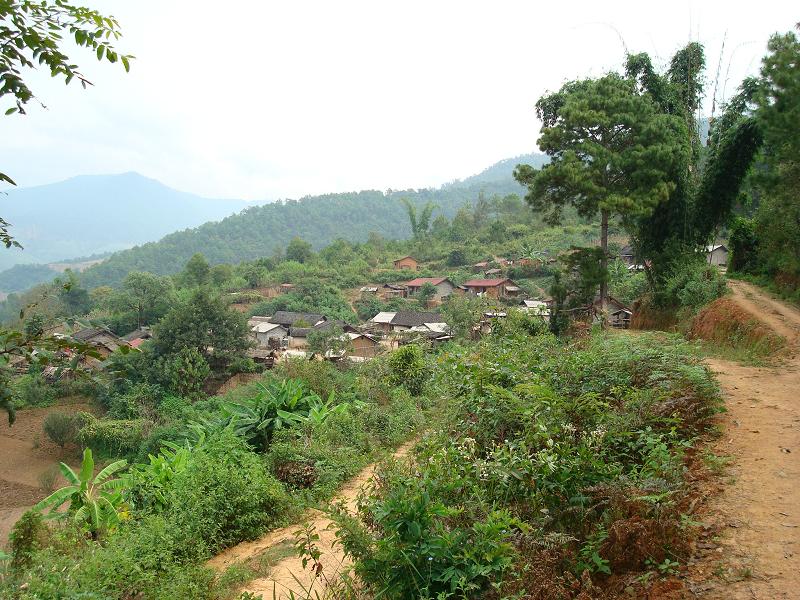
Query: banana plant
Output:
[[34, 448, 128, 539], [277, 391, 355, 428], [222, 379, 319, 451], [124, 442, 191, 512]]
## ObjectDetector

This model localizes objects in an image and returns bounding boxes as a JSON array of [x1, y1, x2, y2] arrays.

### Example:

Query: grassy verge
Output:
[[687, 297, 786, 365]]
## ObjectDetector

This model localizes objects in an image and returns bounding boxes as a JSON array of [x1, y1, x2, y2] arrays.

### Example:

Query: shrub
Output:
[[14, 374, 56, 408], [156, 395, 191, 421], [43, 411, 84, 447], [160, 347, 211, 399], [9, 510, 46, 570], [729, 216, 759, 273], [38, 464, 60, 492], [134, 422, 191, 463], [164, 430, 288, 555], [78, 415, 147, 457], [387, 344, 428, 396], [333, 467, 519, 599], [361, 387, 421, 446], [107, 382, 164, 420], [662, 259, 726, 310]]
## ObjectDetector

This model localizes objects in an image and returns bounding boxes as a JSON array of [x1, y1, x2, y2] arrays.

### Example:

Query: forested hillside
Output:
[[75, 170, 530, 289]]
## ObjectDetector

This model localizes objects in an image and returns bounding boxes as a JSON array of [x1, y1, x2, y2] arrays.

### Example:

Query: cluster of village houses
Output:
[[58, 244, 730, 371]]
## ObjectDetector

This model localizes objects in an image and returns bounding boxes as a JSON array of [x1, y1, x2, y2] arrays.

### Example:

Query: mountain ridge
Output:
[[0, 152, 547, 293], [0, 172, 252, 271]]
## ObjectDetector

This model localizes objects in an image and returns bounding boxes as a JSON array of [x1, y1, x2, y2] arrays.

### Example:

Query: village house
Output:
[[388, 310, 445, 332], [268, 311, 326, 329], [247, 317, 288, 348], [342, 332, 381, 359], [619, 244, 636, 266], [121, 327, 152, 349], [382, 283, 408, 299], [402, 321, 453, 345], [520, 299, 551, 319], [404, 277, 455, 301], [593, 296, 633, 329], [288, 320, 357, 350], [369, 311, 397, 334], [706, 244, 728, 267], [472, 260, 491, 273], [483, 268, 503, 277], [393, 256, 418, 270], [72, 327, 127, 359], [462, 278, 521, 299], [368, 310, 447, 334]]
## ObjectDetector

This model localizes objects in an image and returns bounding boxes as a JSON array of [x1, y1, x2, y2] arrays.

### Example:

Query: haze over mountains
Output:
[[0, 172, 249, 271], [0, 152, 547, 293]]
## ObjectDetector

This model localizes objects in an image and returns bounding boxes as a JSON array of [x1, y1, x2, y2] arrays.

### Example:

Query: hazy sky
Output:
[[1, 1, 796, 200]]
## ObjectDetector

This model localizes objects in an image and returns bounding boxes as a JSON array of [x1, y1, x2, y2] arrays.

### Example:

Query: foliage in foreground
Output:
[[0, 352, 429, 599], [331, 328, 721, 598]]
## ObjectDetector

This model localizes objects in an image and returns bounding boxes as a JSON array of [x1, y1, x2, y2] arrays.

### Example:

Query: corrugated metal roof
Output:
[[252, 322, 286, 334], [371, 312, 397, 324]]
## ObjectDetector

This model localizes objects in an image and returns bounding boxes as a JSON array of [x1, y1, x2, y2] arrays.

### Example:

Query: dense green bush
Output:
[[163, 430, 288, 555], [387, 344, 429, 396], [156, 395, 191, 421], [107, 382, 164, 420], [14, 374, 56, 408], [334, 467, 519, 599], [159, 347, 210, 399], [662, 258, 727, 310], [728, 216, 759, 273], [9, 510, 47, 570], [78, 415, 147, 457]]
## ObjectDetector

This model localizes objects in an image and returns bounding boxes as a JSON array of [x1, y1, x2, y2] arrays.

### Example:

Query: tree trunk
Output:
[[599, 209, 609, 326]]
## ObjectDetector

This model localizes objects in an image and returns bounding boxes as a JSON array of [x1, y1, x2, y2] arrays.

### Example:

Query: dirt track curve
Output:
[[209, 439, 416, 598], [690, 280, 799, 599]]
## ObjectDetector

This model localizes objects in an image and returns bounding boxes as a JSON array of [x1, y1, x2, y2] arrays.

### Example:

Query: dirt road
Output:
[[691, 280, 799, 599], [209, 439, 417, 598]]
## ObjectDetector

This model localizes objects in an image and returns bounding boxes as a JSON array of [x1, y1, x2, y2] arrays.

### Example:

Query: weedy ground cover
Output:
[[328, 325, 722, 599]]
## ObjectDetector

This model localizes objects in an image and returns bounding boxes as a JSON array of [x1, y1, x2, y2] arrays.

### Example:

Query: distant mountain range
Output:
[[0, 172, 249, 272], [0, 153, 547, 293]]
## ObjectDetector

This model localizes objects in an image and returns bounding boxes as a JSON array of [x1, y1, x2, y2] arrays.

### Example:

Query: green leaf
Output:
[[59, 462, 80, 486], [95, 460, 127, 487], [79, 448, 94, 483], [33, 486, 78, 512]]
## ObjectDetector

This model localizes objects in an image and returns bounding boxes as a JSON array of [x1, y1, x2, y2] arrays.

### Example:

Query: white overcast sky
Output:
[[1, 1, 796, 200]]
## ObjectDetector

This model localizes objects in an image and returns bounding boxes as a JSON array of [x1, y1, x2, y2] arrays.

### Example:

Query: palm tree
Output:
[[34, 448, 128, 539]]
